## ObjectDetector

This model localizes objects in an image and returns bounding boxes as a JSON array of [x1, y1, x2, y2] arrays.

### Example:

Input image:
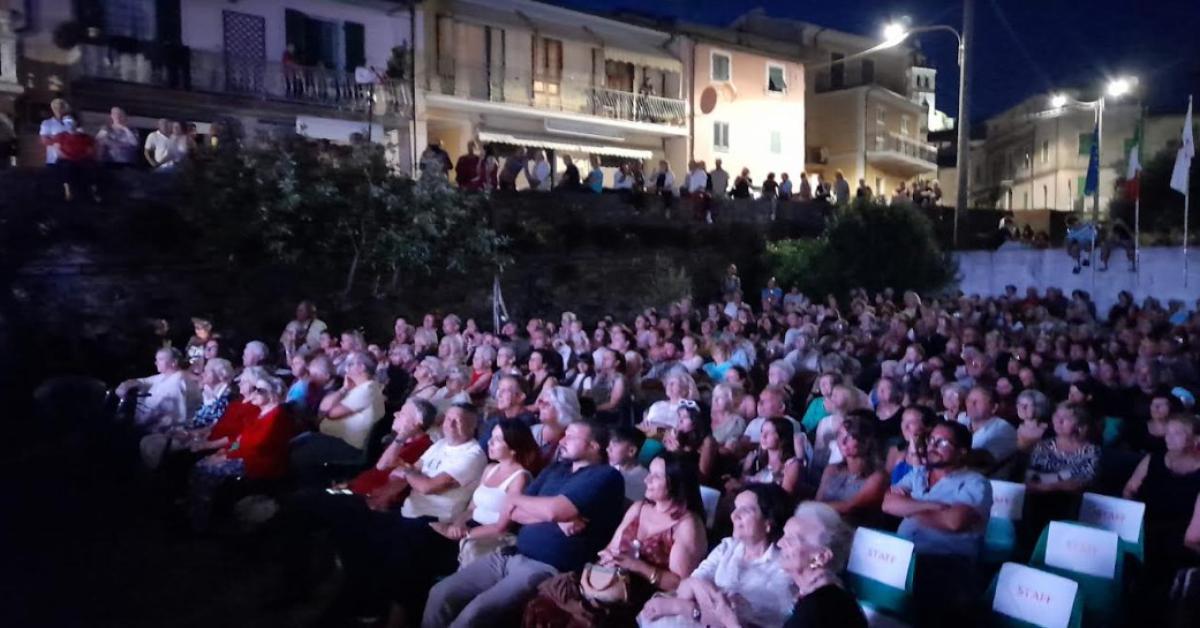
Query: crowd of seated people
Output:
[[108, 285, 1200, 627]]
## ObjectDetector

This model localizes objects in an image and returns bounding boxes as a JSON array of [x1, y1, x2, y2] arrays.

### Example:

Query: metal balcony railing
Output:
[[871, 132, 938, 164], [427, 62, 686, 127], [74, 43, 412, 118]]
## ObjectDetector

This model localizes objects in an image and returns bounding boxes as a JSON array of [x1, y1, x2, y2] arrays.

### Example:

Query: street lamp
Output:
[[880, 2, 974, 249], [1048, 76, 1138, 224]]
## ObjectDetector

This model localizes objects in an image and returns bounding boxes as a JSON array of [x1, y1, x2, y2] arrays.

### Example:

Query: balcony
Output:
[[425, 62, 686, 128], [0, 13, 20, 99], [72, 43, 412, 119], [866, 132, 938, 175]]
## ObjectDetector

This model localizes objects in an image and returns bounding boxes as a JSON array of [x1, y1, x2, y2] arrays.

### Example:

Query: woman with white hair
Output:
[[242, 340, 270, 369], [642, 368, 697, 431], [116, 347, 201, 431], [532, 385, 580, 466], [778, 503, 866, 627], [465, 345, 497, 404], [433, 364, 472, 415], [408, 356, 445, 402], [189, 374, 292, 530], [140, 357, 237, 469], [290, 351, 385, 484]]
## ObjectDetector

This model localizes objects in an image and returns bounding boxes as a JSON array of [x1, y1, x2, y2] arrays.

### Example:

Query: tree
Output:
[[765, 198, 957, 298], [177, 136, 508, 303]]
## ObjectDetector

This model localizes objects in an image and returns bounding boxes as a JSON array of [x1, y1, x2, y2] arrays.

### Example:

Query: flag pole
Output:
[[1186, 190, 1191, 288], [1134, 195, 1141, 282]]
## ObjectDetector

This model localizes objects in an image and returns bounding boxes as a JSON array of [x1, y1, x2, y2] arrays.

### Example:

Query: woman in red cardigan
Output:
[[188, 375, 293, 530]]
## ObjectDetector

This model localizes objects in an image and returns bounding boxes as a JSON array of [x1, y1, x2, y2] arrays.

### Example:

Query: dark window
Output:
[[861, 59, 875, 85], [831, 53, 845, 88]]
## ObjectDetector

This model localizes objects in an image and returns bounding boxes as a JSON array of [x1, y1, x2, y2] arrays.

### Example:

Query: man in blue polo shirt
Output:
[[884, 420, 991, 627], [422, 420, 624, 628]]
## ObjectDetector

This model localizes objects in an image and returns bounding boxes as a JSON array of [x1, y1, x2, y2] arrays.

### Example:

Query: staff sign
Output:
[[1078, 493, 1144, 543], [990, 480, 1026, 520], [993, 562, 1078, 628], [1044, 521, 1119, 579], [847, 528, 914, 590]]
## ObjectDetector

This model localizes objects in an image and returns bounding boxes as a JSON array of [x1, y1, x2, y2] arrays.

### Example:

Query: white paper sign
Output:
[[990, 480, 1027, 520], [993, 562, 1079, 628], [847, 528, 914, 589], [1078, 493, 1145, 543], [1044, 521, 1119, 579]]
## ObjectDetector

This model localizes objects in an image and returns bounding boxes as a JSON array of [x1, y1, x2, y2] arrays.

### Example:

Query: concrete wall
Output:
[[954, 246, 1199, 312], [689, 40, 805, 184]]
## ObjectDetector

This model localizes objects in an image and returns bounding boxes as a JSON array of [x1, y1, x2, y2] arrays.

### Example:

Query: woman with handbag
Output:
[[521, 453, 707, 627], [637, 484, 797, 628]]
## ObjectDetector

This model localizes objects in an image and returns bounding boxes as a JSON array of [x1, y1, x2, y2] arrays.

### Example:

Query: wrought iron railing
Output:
[[75, 43, 412, 117], [427, 62, 685, 127]]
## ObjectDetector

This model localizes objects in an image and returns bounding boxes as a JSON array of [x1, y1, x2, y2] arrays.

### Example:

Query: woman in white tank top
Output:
[[429, 418, 541, 566]]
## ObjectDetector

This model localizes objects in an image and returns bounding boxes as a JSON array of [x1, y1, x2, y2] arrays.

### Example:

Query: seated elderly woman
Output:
[[710, 383, 748, 456], [465, 345, 496, 405], [815, 411, 888, 527], [434, 364, 473, 415], [290, 351, 385, 485], [116, 347, 201, 432], [408, 356, 445, 402], [241, 340, 270, 369], [641, 368, 697, 432], [524, 452, 708, 627], [778, 502, 867, 628], [188, 374, 293, 530], [139, 357, 238, 469], [533, 385, 581, 467], [1015, 389, 1052, 453], [637, 484, 797, 628]]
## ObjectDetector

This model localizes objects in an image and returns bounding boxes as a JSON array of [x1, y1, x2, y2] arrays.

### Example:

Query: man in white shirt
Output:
[[963, 386, 1018, 468], [116, 347, 202, 431], [143, 118, 173, 169], [686, 160, 708, 195], [323, 403, 488, 617], [96, 107, 140, 165], [708, 159, 730, 198], [280, 300, 328, 358], [39, 98, 74, 165], [526, 150, 552, 191]]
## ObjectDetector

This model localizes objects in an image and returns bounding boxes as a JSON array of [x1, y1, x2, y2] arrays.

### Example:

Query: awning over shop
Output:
[[478, 130, 652, 160]]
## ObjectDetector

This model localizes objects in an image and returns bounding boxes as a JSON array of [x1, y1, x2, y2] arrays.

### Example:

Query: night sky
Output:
[[553, 0, 1200, 124]]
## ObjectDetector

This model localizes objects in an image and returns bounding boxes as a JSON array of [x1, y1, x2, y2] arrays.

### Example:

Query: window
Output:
[[875, 106, 885, 125], [713, 122, 730, 152], [104, 0, 157, 40], [861, 59, 875, 85], [1043, 185, 1049, 208], [767, 64, 787, 93], [711, 52, 731, 82], [830, 53, 845, 89], [1041, 140, 1049, 164], [286, 9, 363, 70], [901, 116, 910, 136], [770, 130, 782, 154], [1077, 176, 1088, 198], [1023, 153, 1031, 170], [533, 36, 563, 96], [1023, 192, 1029, 210], [1078, 132, 1094, 156], [874, 134, 885, 151]]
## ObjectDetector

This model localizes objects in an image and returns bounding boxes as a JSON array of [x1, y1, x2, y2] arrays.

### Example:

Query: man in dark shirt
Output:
[[454, 141, 482, 190], [422, 421, 624, 628]]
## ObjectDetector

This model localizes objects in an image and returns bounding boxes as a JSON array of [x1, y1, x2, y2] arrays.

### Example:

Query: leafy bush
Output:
[[765, 198, 957, 297], [176, 136, 509, 303]]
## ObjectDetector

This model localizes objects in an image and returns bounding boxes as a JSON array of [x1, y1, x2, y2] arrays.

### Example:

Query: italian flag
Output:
[[1126, 114, 1143, 200]]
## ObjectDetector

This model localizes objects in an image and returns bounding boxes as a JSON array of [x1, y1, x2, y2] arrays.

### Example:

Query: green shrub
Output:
[[765, 198, 957, 297]]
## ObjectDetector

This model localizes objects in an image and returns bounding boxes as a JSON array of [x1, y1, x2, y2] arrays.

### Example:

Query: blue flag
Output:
[[1084, 122, 1100, 196]]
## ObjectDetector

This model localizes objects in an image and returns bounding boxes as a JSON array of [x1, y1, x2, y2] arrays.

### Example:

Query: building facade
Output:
[[969, 92, 1184, 212], [669, 24, 805, 189], [731, 11, 939, 202], [12, 0, 414, 165], [413, 0, 687, 187]]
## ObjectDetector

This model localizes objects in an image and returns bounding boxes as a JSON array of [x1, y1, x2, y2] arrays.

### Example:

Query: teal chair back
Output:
[[1030, 521, 1125, 627], [985, 480, 1026, 564], [844, 528, 916, 620]]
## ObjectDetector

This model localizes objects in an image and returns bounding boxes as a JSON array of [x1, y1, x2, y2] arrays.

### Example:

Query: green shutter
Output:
[[1077, 176, 1087, 198], [344, 22, 366, 70]]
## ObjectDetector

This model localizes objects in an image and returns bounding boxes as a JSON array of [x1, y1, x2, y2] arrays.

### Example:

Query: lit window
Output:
[[714, 122, 730, 152], [767, 64, 787, 93], [770, 130, 782, 154]]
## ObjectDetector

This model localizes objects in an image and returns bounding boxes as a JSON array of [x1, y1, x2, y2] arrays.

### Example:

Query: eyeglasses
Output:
[[928, 437, 955, 450], [678, 399, 700, 410], [252, 385, 270, 395]]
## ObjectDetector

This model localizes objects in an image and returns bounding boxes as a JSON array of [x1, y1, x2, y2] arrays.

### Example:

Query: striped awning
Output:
[[477, 131, 653, 160]]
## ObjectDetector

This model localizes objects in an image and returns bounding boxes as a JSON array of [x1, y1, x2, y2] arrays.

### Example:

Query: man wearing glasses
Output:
[[883, 420, 992, 626]]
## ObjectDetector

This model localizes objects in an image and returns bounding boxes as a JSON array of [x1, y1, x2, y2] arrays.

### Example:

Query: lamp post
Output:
[[881, 0, 972, 247], [1049, 76, 1137, 226]]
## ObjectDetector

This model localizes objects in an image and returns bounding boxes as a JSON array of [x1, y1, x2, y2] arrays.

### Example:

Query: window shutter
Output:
[[344, 21, 366, 70], [285, 9, 312, 65]]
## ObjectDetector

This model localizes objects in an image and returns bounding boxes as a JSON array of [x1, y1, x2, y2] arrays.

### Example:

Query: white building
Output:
[[969, 91, 1184, 212], [909, 65, 953, 132]]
